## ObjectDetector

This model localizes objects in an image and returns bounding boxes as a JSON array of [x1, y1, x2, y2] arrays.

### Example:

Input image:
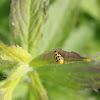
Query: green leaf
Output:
[[10, 0, 47, 58], [63, 22, 95, 54], [45, 86, 89, 100], [0, 80, 5, 88], [40, 0, 79, 53], [29, 48, 100, 97], [12, 82, 29, 100], [1, 62, 29, 100], [27, 86, 35, 100], [0, 41, 32, 63], [0, 57, 17, 71], [81, 0, 100, 21], [30, 48, 96, 67], [36, 62, 100, 90], [28, 71, 49, 100]]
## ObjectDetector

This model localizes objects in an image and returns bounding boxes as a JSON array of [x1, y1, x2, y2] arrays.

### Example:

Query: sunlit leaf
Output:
[[0, 41, 32, 63], [1, 62, 29, 100], [0, 80, 5, 89], [10, 0, 47, 58], [0, 57, 17, 71]]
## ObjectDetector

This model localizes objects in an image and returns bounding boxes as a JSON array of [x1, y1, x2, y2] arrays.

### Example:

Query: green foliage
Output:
[[40, 0, 79, 53], [36, 62, 100, 89], [28, 71, 48, 100], [0, 0, 11, 45], [81, 0, 100, 21], [10, 0, 47, 58], [1, 63, 29, 100], [30, 48, 95, 67], [0, 0, 100, 100], [0, 41, 32, 63], [0, 57, 17, 71]]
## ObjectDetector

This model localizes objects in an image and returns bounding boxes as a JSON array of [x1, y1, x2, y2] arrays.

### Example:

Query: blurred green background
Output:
[[0, 0, 100, 100]]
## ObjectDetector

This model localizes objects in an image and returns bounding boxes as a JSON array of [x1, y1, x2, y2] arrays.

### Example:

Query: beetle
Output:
[[54, 50, 64, 64]]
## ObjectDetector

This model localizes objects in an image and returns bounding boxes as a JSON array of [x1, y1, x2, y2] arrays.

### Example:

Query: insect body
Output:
[[54, 50, 64, 64]]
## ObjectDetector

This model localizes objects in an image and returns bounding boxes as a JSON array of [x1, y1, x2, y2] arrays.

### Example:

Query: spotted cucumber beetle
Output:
[[54, 48, 100, 64], [54, 50, 64, 64]]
